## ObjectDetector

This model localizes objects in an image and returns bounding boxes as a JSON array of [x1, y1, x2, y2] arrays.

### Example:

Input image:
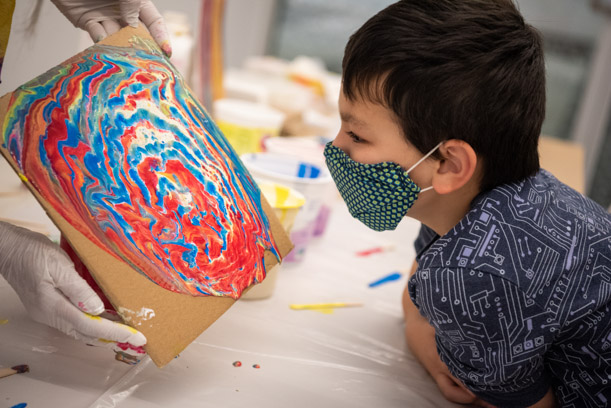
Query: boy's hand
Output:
[[433, 363, 496, 408], [404, 316, 495, 407]]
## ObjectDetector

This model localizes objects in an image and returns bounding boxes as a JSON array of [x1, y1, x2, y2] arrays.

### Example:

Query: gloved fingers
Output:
[[81, 313, 147, 346], [88, 336, 147, 357], [119, 0, 142, 27], [75, 333, 147, 365], [57, 297, 147, 346], [139, 1, 172, 57], [101, 19, 123, 37], [138, 1, 163, 30], [85, 20, 109, 42], [112, 339, 147, 362], [48, 251, 105, 315], [59, 277, 105, 315]]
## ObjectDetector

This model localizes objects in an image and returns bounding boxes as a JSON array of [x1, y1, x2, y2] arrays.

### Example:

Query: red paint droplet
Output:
[[252, 364, 260, 369], [232, 361, 242, 367], [115, 342, 146, 354]]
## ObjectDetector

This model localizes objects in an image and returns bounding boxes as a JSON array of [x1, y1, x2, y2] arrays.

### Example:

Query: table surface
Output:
[[0, 157, 462, 408]]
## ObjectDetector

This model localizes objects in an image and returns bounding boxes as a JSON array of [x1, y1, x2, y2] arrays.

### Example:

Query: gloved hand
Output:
[[50, 0, 172, 56], [0, 221, 147, 363]]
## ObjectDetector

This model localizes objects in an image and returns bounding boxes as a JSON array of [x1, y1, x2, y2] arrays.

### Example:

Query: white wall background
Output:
[[0, 0, 274, 96], [1, 0, 609, 205]]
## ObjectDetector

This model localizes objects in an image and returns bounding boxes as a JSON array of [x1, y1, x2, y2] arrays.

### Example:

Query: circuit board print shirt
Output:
[[409, 169, 611, 408]]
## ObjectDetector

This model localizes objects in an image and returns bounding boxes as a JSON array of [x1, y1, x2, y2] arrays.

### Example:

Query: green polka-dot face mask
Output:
[[324, 141, 441, 231]]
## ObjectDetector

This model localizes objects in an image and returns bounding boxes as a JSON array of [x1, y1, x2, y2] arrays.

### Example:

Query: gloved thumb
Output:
[[49, 250, 105, 316]]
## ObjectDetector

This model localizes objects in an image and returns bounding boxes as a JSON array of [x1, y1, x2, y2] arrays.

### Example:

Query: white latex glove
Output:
[[0, 221, 147, 361], [50, 0, 172, 56]]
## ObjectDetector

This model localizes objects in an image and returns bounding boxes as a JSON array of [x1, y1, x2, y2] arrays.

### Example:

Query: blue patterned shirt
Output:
[[408, 169, 611, 408]]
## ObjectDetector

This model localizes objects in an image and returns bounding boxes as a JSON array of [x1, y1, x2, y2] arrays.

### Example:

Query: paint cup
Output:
[[242, 181, 306, 300], [213, 98, 286, 156], [240, 152, 334, 263], [258, 180, 306, 233], [262, 136, 335, 237]]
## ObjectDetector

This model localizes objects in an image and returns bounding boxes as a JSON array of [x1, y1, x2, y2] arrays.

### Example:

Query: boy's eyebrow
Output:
[[340, 111, 368, 128]]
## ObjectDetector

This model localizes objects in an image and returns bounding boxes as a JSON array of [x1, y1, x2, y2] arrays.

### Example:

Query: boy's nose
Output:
[[331, 133, 351, 156]]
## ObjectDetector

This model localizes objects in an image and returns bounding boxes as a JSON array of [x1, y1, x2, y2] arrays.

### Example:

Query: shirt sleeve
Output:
[[409, 266, 559, 407]]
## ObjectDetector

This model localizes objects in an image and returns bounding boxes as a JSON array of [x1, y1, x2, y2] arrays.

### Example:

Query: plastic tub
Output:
[[263, 136, 335, 237], [240, 152, 334, 262], [213, 98, 285, 156]]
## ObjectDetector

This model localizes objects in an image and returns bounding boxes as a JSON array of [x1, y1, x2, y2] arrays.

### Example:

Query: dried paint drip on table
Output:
[[2, 44, 280, 298]]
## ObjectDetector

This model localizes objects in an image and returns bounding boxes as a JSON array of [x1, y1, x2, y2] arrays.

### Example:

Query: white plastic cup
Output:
[[241, 181, 305, 300], [263, 136, 335, 238], [213, 98, 286, 156], [240, 152, 333, 262]]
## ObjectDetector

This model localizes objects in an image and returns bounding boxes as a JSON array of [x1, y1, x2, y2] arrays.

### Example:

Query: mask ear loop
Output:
[[406, 142, 443, 193]]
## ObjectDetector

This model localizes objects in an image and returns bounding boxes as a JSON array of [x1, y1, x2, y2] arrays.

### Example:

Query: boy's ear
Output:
[[432, 140, 478, 195]]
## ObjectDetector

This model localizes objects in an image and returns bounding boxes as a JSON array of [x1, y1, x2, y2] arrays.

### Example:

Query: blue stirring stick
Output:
[[368, 272, 403, 288]]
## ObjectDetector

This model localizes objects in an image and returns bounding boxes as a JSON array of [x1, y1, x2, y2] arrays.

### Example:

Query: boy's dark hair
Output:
[[342, 0, 545, 192]]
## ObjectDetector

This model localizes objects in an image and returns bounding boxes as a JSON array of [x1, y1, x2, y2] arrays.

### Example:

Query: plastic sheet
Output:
[[0, 191, 462, 407]]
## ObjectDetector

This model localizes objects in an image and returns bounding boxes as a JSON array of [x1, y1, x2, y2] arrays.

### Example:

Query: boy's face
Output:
[[332, 91, 437, 200]]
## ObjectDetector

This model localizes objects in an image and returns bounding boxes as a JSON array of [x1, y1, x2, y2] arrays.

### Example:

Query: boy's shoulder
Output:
[[419, 169, 611, 288]]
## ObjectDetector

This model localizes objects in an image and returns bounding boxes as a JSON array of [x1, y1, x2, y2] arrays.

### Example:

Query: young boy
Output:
[[323, 1, 611, 407]]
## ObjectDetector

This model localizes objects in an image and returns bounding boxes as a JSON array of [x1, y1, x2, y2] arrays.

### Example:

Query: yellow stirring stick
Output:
[[289, 302, 363, 311]]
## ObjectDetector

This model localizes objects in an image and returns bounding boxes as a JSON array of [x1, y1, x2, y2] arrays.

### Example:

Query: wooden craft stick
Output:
[[0, 364, 29, 379]]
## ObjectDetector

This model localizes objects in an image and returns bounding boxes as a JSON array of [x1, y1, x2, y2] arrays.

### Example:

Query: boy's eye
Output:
[[347, 131, 363, 143]]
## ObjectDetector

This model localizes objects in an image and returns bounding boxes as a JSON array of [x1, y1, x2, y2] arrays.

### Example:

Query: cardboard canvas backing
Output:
[[0, 25, 292, 368]]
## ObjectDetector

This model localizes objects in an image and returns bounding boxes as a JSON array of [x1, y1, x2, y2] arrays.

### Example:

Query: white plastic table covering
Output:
[[0, 157, 462, 408]]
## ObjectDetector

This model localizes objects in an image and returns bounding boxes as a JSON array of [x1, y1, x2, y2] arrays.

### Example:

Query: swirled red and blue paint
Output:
[[2, 44, 280, 298]]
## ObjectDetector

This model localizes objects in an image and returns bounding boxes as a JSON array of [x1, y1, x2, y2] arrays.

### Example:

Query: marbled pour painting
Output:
[[2, 42, 280, 299]]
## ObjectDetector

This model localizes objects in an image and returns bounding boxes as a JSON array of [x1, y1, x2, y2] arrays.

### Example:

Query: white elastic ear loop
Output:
[[406, 141, 443, 193], [406, 142, 443, 174]]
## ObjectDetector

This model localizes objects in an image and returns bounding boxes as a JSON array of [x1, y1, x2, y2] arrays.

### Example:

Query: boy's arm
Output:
[[528, 388, 557, 408], [403, 261, 494, 407], [405, 261, 558, 408]]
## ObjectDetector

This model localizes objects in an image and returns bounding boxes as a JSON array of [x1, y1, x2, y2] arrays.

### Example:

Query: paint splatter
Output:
[[252, 364, 260, 369], [289, 302, 363, 313], [0, 319, 8, 325], [10, 404, 27, 408], [355, 245, 394, 257], [31, 345, 58, 354], [114, 342, 146, 355], [368, 272, 403, 288], [2, 43, 280, 299], [232, 361, 242, 367], [118, 307, 156, 327]]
